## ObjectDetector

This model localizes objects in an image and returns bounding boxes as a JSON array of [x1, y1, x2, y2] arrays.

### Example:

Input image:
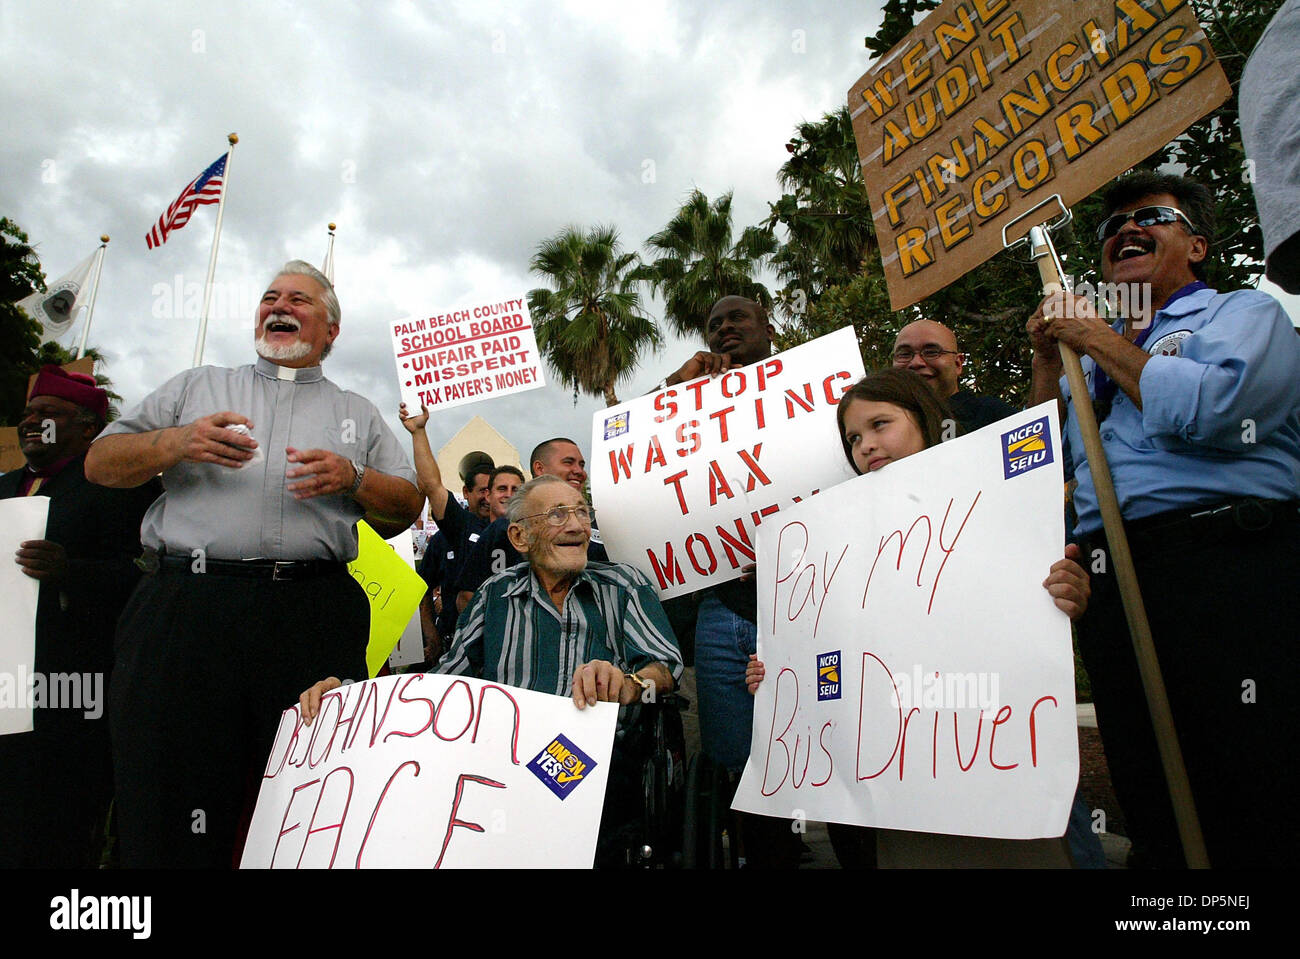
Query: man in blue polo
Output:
[[1027, 171, 1300, 868]]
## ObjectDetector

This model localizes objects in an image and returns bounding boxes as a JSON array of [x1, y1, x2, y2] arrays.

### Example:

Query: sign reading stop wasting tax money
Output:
[[591, 327, 864, 601], [850, 0, 1231, 310], [390, 294, 545, 412], [732, 405, 1077, 839], [240, 673, 618, 868]]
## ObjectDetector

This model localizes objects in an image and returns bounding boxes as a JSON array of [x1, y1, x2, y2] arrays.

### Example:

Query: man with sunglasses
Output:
[[892, 320, 1016, 432], [302, 473, 681, 865], [1026, 171, 1300, 869]]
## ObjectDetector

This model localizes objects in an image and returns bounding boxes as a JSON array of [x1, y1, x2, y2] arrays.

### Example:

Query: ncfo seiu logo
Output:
[[1001, 416, 1054, 479], [603, 411, 630, 440], [817, 650, 841, 701]]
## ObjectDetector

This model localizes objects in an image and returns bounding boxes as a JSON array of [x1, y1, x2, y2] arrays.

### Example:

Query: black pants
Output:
[[110, 567, 368, 868], [1077, 513, 1299, 868]]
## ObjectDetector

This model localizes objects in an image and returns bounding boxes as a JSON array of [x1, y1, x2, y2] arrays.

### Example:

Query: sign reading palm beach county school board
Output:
[[240, 673, 617, 868], [850, 0, 1230, 310], [390, 293, 545, 412], [591, 328, 864, 601], [732, 404, 1077, 839]]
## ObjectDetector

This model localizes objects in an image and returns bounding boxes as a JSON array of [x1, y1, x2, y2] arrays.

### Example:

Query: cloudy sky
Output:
[[3, 0, 1295, 464], [1, 0, 896, 460]]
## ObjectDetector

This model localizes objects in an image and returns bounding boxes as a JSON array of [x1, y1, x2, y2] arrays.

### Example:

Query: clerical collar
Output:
[[254, 356, 324, 383]]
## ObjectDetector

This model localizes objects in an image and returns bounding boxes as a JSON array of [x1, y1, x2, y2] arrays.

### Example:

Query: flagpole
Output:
[[323, 222, 337, 283], [193, 132, 238, 367], [76, 235, 110, 359]]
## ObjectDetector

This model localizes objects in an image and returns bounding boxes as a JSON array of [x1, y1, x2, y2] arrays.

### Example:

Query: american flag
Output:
[[145, 154, 227, 249]]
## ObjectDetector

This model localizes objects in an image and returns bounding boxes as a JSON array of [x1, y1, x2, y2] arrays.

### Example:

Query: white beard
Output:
[[255, 335, 313, 362]]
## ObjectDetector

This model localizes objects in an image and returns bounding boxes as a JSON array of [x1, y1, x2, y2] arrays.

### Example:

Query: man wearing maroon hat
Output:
[[0, 365, 160, 867]]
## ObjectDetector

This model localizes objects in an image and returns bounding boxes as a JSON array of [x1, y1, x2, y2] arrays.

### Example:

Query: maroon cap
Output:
[[29, 365, 109, 420]]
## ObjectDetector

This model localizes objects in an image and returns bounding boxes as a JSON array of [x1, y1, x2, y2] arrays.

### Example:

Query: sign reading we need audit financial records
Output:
[[591, 327, 864, 601], [732, 404, 1077, 839], [390, 293, 545, 412], [241, 673, 617, 868], [851, 0, 1231, 310]]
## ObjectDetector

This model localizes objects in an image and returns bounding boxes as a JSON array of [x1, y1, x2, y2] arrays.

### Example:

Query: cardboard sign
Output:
[[850, 0, 1231, 310], [347, 522, 428, 678], [240, 673, 618, 868], [390, 293, 545, 412], [0, 497, 48, 736], [590, 328, 865, 600], [732, 404, 1078, 839]]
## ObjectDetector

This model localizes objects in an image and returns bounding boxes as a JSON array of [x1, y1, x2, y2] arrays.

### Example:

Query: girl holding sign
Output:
[[746, 368, 1092, 867]]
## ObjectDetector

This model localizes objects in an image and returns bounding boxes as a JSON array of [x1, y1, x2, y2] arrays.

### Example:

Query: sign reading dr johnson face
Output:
[[1002, 416, 1053, 479]]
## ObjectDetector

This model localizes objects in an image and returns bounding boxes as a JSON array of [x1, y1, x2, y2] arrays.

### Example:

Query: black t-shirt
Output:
[[947, 389, 1018, 434], [418, 496, 488, 640]]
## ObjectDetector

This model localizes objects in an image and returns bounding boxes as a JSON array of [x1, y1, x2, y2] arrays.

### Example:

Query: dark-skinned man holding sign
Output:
[[1027, 171, 1300, 869], [85, 260, 422, 868]]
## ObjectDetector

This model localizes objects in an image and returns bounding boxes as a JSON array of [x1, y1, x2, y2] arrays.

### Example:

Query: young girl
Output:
[[746, 368, 1091, 867]]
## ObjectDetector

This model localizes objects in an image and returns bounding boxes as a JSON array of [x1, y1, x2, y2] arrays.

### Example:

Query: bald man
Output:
[[892, 320, 1016, 433]]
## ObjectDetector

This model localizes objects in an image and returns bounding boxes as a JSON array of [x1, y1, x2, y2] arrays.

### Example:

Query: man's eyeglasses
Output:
[[1096, 205, 1197, 243], [892, 346, 961, 364], [517, 505, 595, 527]]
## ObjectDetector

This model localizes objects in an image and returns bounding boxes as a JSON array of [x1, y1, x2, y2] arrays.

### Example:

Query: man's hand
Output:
[[1043, 543, 1091, 620], [571, 659, 630, 709], [398, 402, 429, 434], [1029, 291, 1111, 356], [286, 447, 356, 499], [300, 677, 343, 725], [665, 351, 734, 387], [745, 654, 765, 695], [15, 539, 68, 581], [173, 411, 257, 468]]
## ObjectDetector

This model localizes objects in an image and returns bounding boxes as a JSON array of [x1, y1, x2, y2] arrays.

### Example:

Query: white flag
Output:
[[16, 251, 97, 341]]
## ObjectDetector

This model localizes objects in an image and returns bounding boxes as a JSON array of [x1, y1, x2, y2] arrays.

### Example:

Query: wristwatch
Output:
[[348, 459, 366, 497]]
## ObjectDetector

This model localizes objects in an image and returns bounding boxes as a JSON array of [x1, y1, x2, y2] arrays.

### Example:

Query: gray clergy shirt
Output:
[[96, 357, 417, 562]]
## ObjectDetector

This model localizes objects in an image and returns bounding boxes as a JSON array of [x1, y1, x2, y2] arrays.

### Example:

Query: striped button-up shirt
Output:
[[438, 561, 683, 697]]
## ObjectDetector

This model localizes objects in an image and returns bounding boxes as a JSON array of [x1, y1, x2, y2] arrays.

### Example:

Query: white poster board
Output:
[[386, 529, 426, 671], [241, 673, 618, 868], [733, 404, 1077, 840], [0, 497, 48, 736], [390, 293, 545, 412], [591, 328, 865, 599]]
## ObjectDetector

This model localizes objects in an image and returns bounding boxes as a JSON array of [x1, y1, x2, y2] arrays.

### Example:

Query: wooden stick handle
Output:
[[1031, 236, 1209, 868]]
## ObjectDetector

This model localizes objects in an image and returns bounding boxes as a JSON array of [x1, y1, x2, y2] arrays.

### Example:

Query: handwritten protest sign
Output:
[[732, 404, 1077, 839], [850, 0, 1231, 310], [346, 522, 428, 678], [0, 497, 48, 736], [590, 328, 865, 600], [390, 293, 545, 413], [240, 673, 618, 868]]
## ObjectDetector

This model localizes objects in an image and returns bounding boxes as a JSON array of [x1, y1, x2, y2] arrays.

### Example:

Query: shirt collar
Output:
[[254, 356, 324, 383], [503, 564, 594, 600], [25, 452, 78, 479], [1155, 281, 1213, 317]]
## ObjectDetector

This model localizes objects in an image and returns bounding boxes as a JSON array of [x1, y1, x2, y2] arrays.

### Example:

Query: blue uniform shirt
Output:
[[1063, 286, 1300, 537]]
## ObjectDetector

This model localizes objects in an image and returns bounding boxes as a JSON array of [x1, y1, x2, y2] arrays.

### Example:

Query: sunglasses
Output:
[[1096, 205, 1197, 242]]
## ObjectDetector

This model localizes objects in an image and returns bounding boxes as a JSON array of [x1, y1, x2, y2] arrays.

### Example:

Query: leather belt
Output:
[[156, 554, 346, 581], [1080, 498, 1300, 559]]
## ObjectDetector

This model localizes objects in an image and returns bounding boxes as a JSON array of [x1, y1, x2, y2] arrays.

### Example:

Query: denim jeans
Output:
[[693, 592, 757, 773]]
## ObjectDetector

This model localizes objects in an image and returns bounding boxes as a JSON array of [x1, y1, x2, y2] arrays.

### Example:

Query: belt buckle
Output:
[[272, 561, 294, 582]]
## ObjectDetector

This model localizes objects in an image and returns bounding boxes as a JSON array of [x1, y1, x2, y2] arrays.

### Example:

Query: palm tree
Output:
[[641, 189, 777, 338], [528, 225, 661, 408]]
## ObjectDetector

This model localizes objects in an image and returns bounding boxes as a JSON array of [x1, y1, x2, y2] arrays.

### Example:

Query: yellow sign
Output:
[[347, 522, 427, 677], [849, 0, 1231, 310]]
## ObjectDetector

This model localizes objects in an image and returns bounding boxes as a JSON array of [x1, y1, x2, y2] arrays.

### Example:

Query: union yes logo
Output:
[[1001, 416, 1054, 479], [528, 734, 597, 800]]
